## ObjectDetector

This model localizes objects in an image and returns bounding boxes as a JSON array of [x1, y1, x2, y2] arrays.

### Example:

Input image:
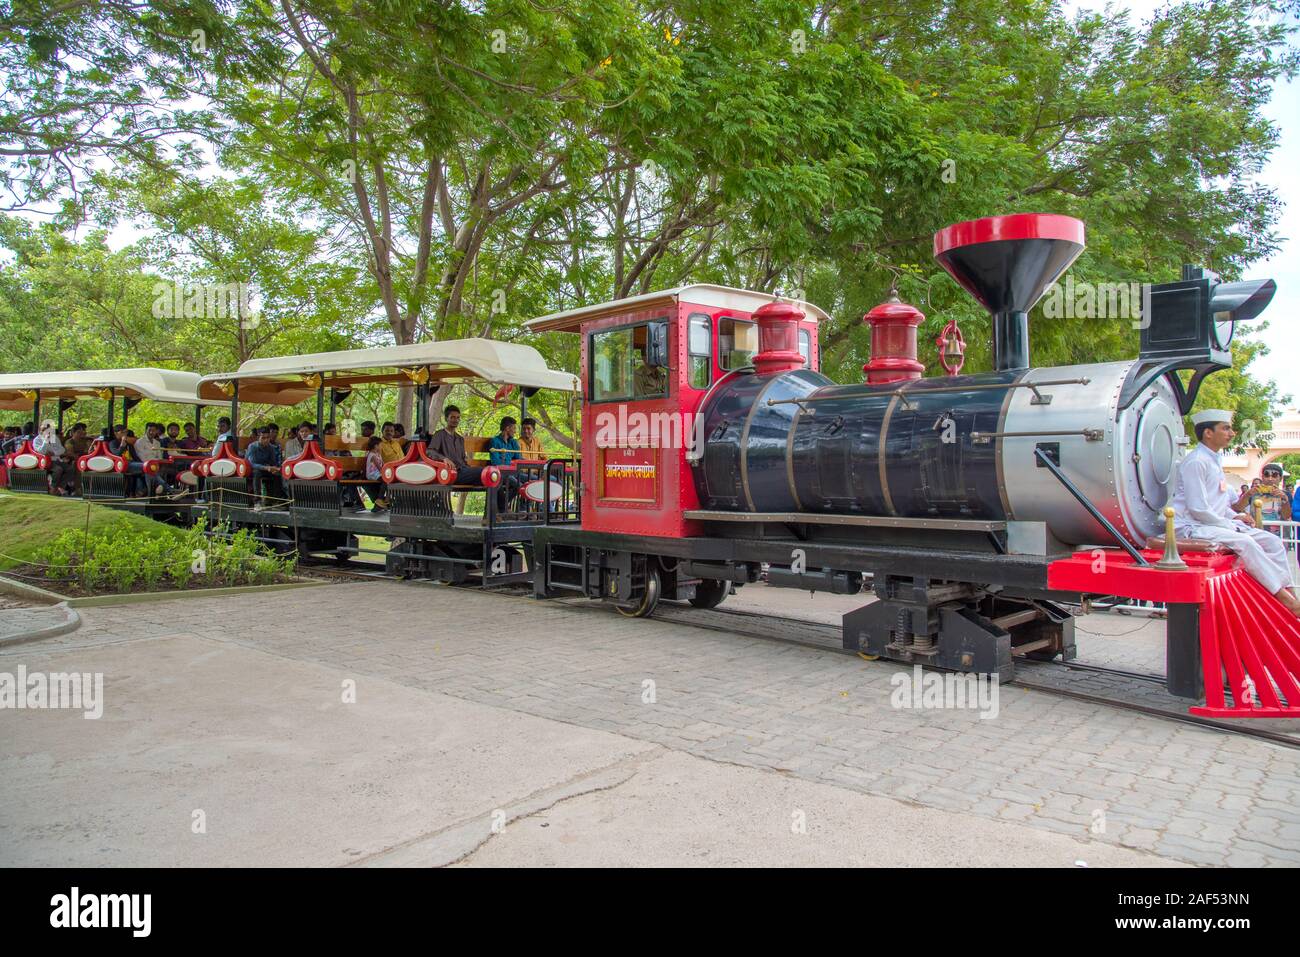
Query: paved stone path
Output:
[[0, 602, 79, 646], [50, 579, 1300, 867]]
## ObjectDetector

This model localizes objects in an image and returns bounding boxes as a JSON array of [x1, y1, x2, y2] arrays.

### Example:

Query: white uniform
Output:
[[1171, 442, 1292, 593]]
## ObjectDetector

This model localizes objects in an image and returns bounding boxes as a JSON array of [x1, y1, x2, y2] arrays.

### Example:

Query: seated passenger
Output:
[[133, 422, 169, 494], [32, 420, 64, 493], [1172, 409, 1300, 618], [58, 422, 91, 494], [32, 419, 64, 458], [283, 422, 314, 459], [518, 417, 545, 459], [212, 416, 233, 452], [378, 422, 405, 464], [428, 405, 517, 509], [488, 416, 521, 466], [177, 422, 203, 451], [109, 426, 146, 497], [161, 422, 181, 449], [245, 427, 283, 506], [360, 435, 386, 512]]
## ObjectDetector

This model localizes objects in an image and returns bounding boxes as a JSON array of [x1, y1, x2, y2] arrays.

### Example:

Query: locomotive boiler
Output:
[[691, 214, 1275, 555]]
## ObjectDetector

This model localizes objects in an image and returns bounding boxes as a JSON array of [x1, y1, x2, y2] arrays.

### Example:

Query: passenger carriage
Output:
[[193, 338, 581, 586], [0, 368, 224, 510]]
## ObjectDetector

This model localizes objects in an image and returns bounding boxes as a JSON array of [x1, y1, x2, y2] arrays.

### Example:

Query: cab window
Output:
[[798, 329, 811, 365], [718, 317, 758, 372], [589, 322, 669, 402], [687, 313, 712, 390]]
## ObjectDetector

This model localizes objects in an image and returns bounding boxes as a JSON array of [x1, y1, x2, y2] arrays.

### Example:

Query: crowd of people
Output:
[[0, 419, 213, 497], [3, 406, 557, 514], [187, 409, 552, 513]]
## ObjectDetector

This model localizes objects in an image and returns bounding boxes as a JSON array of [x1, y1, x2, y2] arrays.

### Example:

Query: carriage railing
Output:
[[542, 457, 580, 525], [483, 457, 581, 527]]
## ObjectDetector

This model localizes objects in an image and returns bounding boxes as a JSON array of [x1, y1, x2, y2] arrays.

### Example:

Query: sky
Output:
[[1064, 0, 1299, 408]]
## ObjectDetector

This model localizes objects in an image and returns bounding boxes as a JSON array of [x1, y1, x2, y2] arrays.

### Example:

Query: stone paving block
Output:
[[67, 582, 1300, 867]]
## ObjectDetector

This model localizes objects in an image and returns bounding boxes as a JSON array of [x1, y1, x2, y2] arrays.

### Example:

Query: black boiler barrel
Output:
[[692, 369, 1025, 518]]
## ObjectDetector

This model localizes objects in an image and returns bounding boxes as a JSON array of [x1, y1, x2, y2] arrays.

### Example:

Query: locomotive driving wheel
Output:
[[617, 566, 661, 618], [689, 578, 729, 609]]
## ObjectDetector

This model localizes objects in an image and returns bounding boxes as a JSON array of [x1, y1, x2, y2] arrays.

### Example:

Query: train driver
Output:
[[1171, 409, 1300, 618]]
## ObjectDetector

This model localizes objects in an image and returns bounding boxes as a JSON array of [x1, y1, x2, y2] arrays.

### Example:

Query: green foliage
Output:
[[33, 519, 295, 594], [0, 492, 170, 570], [1, 0, 1296, 429], [1186, 329, 1289, 451]]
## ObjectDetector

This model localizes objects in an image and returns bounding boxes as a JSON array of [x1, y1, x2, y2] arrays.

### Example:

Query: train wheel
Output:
[[689, 579, 729, 609], [617, 567, 661, 619]]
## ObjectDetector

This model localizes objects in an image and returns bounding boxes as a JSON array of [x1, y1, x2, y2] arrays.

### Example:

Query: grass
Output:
[[354, 534, 390, 565], [0, 492, 187, 571]]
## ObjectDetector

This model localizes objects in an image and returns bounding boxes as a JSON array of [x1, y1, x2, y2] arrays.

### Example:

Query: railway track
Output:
[[301, 561, 1300, 749]]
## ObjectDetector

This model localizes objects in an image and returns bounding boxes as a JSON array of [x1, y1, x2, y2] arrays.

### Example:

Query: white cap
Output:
[[1191, 408, 1234, 427]]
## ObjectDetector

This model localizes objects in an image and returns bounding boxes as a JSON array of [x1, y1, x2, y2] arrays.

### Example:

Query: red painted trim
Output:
[[1045, 548, 1235, 604], [933, 213, 1085, 256], [195, 439, 250, 478], [5, 438, 50, 471], [282, 440, 339, 481], [75, 438, 126, 474], [380, 440, 443, 485]]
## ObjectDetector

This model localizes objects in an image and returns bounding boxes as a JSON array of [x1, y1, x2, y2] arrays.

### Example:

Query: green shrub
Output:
[[32, 518, 296, 594]]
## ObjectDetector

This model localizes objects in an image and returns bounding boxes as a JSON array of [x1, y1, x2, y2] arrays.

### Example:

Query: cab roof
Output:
[[524, 284, 830, 334]]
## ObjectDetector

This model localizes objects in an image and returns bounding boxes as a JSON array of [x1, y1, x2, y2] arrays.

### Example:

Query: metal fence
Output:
[[1261, 519, 1300, 588]]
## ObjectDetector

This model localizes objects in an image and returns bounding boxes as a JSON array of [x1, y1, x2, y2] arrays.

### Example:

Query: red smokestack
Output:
[[933, 213, 1085, 371]]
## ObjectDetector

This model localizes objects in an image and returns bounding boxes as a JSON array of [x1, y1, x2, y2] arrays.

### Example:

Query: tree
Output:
[[1188, 329, 1288, 451], [0, 0, 278, 213]]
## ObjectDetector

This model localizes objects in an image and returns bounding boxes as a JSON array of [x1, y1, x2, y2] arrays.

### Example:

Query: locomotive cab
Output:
[[526, 285, 827, 540]]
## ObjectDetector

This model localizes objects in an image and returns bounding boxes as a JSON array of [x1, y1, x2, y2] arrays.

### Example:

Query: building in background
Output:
[[1222, 408, 1300, 484]]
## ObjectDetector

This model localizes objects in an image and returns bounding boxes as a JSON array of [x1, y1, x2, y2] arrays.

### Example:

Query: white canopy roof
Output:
[[0, 368, 221, 411], [525, 284, 831, 333], [198, 338, 579, 406]]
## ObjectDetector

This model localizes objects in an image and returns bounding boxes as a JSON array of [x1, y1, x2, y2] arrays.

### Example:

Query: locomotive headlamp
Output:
[[863, 293, 925, 384], [1209, 278, 1277, 349], [1141, 267, 1276, 377]]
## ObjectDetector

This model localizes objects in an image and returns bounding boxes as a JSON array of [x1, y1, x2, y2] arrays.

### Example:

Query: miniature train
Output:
[[3, 213, 1294, 718]]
